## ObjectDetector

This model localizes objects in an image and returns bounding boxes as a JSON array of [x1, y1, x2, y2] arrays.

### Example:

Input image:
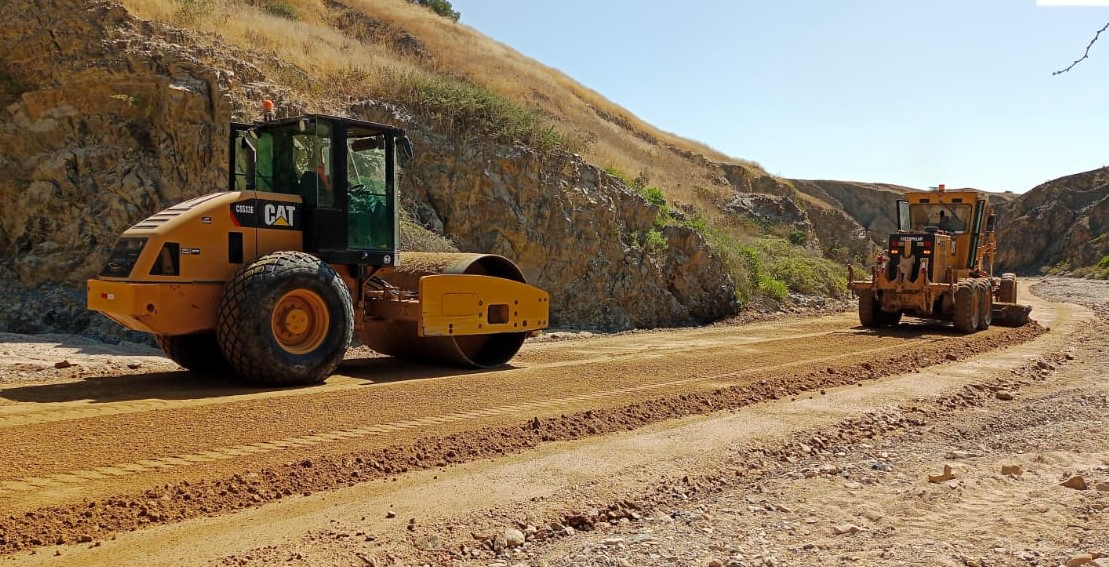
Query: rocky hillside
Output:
[[996, 166, 1109, 276], [0, 0, 753, 336], [5, 0, 1090, 342], [5, 0, 858, 338], [789, 179, 911, 262]]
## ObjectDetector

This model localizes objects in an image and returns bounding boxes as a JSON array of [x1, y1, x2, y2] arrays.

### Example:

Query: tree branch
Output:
[[1053, 21, 1109, 75]]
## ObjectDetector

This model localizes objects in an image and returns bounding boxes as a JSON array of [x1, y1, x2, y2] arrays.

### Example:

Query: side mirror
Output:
[[986, 213, 997, 232]]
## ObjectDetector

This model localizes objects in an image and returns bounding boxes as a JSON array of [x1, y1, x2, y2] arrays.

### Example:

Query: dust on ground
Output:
[[428, 278, 1109, 567], [0, 278, 1103, 567]]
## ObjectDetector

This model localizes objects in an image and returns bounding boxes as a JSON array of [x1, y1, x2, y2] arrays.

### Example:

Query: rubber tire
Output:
[[952, 281, 979, 334], [998, 273, 1017, 303], [976, 279, 992, 330], [155, 333, 228, 372], [877, 309, 903, 327], [858, 290, 879, 328], [217, 251, 354, 386]]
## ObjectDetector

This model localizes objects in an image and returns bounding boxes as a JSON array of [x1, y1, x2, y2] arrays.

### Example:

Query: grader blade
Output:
[[991, 302, 1032, 327]]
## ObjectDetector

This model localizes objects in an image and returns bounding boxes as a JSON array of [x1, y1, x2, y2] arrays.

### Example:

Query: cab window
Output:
[[346, 128, 392, 250], [232, 120, 335, 209], [908, 203, 973, 233]]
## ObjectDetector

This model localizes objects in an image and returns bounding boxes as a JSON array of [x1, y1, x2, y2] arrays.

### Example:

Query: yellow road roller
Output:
[[88, 113, 549, 385]]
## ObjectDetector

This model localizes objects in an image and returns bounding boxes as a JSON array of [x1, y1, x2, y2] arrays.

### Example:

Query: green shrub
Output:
[[603, 167, 631, 185], [759, 275, 789, 302], [264, 0, 298, 19], [787, 229, 807, 246], [383, 69, 570, 151], [643, 186, 666, 208], [645, 228, 667, 253], [1043, 259, 1071, 275], [677, 212, 708, 233], [412, 0, 460, 22]]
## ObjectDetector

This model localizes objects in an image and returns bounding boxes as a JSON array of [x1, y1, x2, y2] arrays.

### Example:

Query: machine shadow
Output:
[[335, 355, 514, 384], [851, 319, 961, 337], [0, 356, 514, 405]]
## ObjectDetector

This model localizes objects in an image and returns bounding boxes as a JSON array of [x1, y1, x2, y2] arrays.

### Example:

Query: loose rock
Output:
[[1065, 554, 1094, 567], [1061, 475, 1088, 490], [502, 528, 525, 549], [928, 464, 955, 483]]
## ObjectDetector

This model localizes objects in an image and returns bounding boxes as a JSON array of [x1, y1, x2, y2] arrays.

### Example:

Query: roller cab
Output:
[[88, 113, 549, 385]]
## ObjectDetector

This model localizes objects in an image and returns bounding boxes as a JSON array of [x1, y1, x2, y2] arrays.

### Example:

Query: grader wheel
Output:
[[998, 273, 1018, 304], [858, 290, 879, 328], [877, 309, 903, 327], [976, 279, 992, 330], [216, 251, 354, 386], [953, 281, 979, 334]]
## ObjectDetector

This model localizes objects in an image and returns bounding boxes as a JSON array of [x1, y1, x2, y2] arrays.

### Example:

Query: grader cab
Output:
[[88, 113, 549, 385], [848, 185, 1030, 333]]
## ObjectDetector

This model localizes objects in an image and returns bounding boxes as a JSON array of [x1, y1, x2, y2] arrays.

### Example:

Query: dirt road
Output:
[[0, 279, 1102, 566]]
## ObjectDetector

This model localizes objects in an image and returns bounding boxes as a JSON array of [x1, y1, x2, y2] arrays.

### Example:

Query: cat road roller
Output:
[[88, 114, 549, 385], [848, 184, 1030, 333]]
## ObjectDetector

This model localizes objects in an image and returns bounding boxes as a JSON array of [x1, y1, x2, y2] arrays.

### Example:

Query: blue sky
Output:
[[449, 1, 1109, 193]]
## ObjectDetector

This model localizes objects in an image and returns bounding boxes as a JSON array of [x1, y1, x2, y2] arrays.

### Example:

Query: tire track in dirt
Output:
[[0, 324, 947, 490], [0, 325, 856, 430], [0, 323, 1044, 556], [0, 334, 949, 498]]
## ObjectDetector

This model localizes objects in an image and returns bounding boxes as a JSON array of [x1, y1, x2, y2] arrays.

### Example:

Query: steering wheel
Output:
[[348, 183, 366, 194]]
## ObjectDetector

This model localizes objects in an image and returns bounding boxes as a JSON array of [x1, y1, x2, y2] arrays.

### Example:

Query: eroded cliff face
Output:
[[355, 103, 739, 329], [996, 167, 1109, 273], [0, 0, 230, 335], [0, 0, 738, 335], [788, 179, 909, 263]]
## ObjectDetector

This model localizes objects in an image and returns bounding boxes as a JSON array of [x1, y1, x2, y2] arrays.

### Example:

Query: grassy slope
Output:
[[120, 0, 850, 305]]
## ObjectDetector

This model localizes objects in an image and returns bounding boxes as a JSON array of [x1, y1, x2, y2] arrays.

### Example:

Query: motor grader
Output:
[[87, 113, 549, 386], [847, 185, 1030, 333]]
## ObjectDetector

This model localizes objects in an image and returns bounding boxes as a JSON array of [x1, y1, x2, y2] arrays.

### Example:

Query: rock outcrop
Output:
[[1, 0, 229, 336], [788, 180, 909, 263], [996, 167, 1109, 274], [359, 106, 738, 329]]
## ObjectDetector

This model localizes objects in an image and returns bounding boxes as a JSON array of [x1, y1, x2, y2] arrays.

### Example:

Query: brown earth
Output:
[[0, 279, 1102, 566]]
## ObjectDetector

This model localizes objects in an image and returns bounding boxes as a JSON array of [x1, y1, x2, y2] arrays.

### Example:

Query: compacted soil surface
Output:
[[0, 278, 1103, 567]]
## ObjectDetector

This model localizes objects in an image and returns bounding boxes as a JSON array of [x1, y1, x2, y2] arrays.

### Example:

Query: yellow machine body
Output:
[[848, 186, 1029, 331], [88, 192, 549, 340], [88, 191, 301, 334], [88, 114, 549, 383]]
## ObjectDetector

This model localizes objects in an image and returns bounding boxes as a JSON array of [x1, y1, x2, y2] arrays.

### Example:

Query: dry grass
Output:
[[118, 0, 766, 208], [116, 0, 838, 305]]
